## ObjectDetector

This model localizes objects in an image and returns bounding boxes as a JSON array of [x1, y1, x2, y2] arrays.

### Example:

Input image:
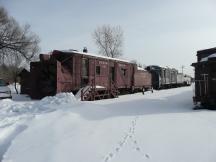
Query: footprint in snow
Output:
[[136, 147, 140, 151], [145, 154, 150, 159], [104, 156, 109, 162], [109, 153, 113, 158], [115, 147, 120, 152], [104, 153, 114, 162]]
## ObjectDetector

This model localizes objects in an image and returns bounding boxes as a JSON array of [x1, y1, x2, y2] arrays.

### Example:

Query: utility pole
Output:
[[181, 65, 185, 74]]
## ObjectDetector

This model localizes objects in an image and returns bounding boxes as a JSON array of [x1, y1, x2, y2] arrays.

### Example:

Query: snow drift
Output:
[[1, 87, 216, 162]]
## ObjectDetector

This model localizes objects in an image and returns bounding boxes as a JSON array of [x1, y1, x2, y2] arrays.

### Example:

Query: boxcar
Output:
[[146, 65, 180, 89], [192, 47, 216, 107], [22, 50, 152, 100]]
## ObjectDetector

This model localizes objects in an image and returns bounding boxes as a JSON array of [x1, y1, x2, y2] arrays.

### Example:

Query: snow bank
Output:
[[0, 124, 27, 162], [0, 92, 79, 162], [2, 87, 216, 162], [0, 93, 78, 116], [39, 93, 78, 107]]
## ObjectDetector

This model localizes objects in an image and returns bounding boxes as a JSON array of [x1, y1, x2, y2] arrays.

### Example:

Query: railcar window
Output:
[[82, 58, 89, 76], [96, 66, 101, 75], [121, 68, 127, 76], [62, 57, 73, 73]]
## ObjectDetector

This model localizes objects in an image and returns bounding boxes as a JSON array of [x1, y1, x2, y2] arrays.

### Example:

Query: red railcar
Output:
[[23, 50, 152, 100]]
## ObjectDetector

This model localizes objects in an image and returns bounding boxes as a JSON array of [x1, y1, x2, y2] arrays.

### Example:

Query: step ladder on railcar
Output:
[[109, 80, 119, 98], [193, 73, 208, 104], [77, 78, 114, 101]]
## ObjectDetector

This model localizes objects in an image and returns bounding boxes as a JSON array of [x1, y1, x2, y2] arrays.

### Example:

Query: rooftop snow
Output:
[[137, 66, 146, 71], [58, 50, 134, 64], [200, 53, 216, 62]]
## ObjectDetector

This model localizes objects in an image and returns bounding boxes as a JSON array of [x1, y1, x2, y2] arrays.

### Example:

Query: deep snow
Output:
[[1, 86, 216, 162]]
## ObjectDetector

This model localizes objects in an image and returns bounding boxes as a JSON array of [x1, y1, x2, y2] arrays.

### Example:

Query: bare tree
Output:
[[5, 53, 24, 93], [93, 25, 123, 58], [0, 7, 40, 93], [0, 7, 40, 64]]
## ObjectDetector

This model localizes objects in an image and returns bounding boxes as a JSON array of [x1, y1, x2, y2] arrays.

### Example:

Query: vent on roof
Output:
[[83, 47, 88, 53]]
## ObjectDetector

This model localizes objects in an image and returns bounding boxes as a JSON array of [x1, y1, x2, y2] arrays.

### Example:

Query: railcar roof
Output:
[[197, 47, 216, 56], [146, 65, 177, 71], [200, 53, 216, 62], [56, 50, 133, 64], [137, 66, 146, 71]]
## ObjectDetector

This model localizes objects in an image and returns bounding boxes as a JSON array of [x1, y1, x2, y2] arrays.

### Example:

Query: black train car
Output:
[[146, 65, 180, 89], [192, 47, 216, 107], [145, 65, 161, 89]]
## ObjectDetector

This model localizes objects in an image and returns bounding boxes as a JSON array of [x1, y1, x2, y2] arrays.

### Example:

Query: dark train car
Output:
[[19, 69, 31, 94], [146, 65, 190, 89], [22, 50, 152, 100], [146, 65, 179, 89], [192, 48, 216, 107], [145, 65, 161, 89]]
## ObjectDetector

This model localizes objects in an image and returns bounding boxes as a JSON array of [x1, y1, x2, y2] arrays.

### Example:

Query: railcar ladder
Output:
[[109, 80, 119, 98], [194, 74, 208, 103], [80, 78, 112, 101]]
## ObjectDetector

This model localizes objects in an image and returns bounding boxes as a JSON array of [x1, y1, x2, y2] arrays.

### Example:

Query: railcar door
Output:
[[110, 66, 115, 82], [81, 58, 89, 87], [210, 63, 216, 96]]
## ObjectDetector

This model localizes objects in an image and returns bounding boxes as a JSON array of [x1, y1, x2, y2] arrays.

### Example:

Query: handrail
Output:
[[194, 76, 209, 97], [109, 79, 119, 97], [81, 78, 96, 101]]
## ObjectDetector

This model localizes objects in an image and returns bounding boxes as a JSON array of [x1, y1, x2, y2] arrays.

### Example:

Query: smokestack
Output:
[[83, 47, 88, 53]]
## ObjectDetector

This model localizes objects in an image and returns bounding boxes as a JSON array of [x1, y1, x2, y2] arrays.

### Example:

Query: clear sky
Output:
[[1, 0, 216, 75]]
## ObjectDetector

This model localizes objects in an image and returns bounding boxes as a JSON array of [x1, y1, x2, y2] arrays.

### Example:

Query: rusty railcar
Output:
[[23, 50, 152, 100], [192, 47, 216, 107]]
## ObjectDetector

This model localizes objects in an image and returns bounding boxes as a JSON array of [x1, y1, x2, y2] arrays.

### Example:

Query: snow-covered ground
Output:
[[1, 86, 216, 162]]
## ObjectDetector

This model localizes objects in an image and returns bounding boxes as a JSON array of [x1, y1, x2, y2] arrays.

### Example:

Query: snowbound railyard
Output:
[[1, 86, 216, 162]]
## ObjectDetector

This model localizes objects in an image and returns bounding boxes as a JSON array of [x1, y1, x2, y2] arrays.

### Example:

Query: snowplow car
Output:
[[0, 79, 12, 99]]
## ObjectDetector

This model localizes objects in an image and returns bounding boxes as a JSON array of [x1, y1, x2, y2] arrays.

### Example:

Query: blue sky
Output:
[[1, 0, 216, 75]]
